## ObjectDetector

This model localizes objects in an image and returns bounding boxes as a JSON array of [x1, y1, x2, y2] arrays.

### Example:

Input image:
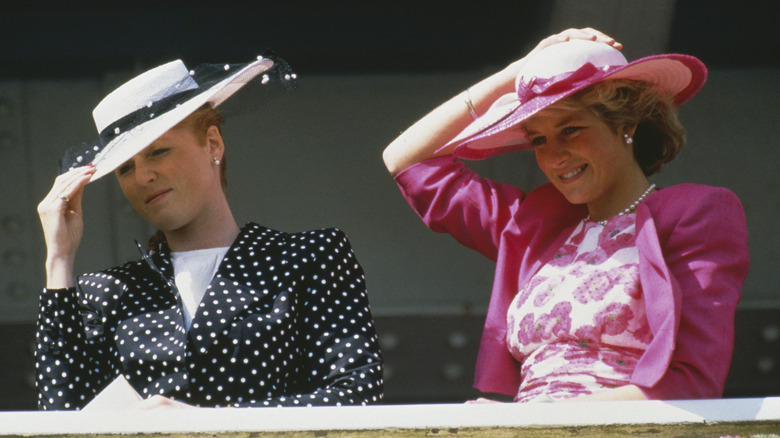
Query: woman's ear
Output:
[[624, 124, 638, 139], [205, 125, 225, 160]]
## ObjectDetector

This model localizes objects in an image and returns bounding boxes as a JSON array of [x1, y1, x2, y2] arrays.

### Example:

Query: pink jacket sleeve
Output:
[[394, 156, 527, 261], [633, 184, 749, 399]]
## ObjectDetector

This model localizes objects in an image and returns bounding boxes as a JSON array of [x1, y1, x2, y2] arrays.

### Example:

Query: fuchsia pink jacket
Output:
[[395, 156, 749, 399]]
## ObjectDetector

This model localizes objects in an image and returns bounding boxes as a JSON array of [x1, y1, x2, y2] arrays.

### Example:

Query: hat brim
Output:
[[87, 58, 274, 181], [441, 53, 707, 160]]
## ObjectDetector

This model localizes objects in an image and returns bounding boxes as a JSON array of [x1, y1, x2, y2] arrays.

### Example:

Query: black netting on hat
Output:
[[59, 141, 102, 173], [57, 50, 296, 175]]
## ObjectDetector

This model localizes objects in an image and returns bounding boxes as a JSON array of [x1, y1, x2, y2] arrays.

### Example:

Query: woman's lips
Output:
[[559, 164, 587, 181], [145, 189, 171, 204]]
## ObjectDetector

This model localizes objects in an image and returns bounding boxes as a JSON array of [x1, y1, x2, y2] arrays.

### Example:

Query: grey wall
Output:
[[1, 65, 777, 322]]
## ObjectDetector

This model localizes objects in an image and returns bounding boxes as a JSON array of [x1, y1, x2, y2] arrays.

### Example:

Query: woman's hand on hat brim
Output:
[[505, 28, 623, 80], [382, 27, 622, 176], [37, 164, 96, 289], [533, 27, 622, 54]]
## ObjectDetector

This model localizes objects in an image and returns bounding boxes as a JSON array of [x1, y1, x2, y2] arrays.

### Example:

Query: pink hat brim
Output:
[[440, 53, 707, 160]]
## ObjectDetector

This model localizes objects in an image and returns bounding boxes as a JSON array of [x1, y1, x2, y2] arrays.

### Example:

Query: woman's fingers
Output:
[[37, 165, 96, 261], [38, 165, 95, 215], [132, 395, 195, 410], [532, 27, 622, 54], [570, 27, 622, 49], [506, 28, 622, 80], [465, 397, 501, 404]]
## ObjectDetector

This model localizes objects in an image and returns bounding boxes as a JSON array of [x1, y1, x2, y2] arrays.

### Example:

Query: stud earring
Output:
[[212, 157, 221, 165], [624, 134, 633, 145]]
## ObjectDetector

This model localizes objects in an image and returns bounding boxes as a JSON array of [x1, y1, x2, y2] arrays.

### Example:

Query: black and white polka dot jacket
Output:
[[35, 223, 383, 410]]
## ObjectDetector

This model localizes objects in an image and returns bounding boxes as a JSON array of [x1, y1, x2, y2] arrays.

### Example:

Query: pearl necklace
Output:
[[586, 183, 656, 226]]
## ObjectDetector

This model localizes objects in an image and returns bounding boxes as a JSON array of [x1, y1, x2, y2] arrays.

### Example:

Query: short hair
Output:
[[175, 104, 227, 189], [177, 104, 224, 136], [558, 79, 686, 176]]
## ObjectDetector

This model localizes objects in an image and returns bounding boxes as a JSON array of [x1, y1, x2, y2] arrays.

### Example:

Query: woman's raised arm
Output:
[[36, 164, 96, 289], [381, 28, 621, 176]]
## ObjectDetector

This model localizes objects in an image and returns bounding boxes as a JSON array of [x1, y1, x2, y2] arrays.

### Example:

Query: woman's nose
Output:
[[135, 161, 156, 183], [543, 141, 570, 166]]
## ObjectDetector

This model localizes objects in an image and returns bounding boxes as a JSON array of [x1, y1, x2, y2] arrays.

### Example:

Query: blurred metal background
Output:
[[1, 0, 778, 409]]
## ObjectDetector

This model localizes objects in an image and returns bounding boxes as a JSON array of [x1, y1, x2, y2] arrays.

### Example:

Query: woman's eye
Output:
[[530, 136, 546, 147], [117, 163, 134, 176], [562, 126, 582, 135], [151, 148, 170, 157]]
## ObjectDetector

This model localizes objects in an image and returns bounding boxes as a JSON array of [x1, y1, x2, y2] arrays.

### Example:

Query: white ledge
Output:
[[2, 397, 779, 436]]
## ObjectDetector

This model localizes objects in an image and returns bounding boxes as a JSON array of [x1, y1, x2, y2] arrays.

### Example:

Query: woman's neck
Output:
[[164, 198, 240, 252], [586, 171, 652, 222]]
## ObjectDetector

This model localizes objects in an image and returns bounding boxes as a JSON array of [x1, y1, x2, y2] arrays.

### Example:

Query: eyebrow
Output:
[[523, 112, 584, 136], [555, 114, 581, 128]]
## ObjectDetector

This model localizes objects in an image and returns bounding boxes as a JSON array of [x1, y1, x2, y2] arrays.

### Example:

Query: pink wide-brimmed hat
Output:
[[441, 39, 707, 160]]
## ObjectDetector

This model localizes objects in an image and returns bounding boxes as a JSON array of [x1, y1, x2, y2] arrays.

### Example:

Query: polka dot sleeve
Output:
[[35, 287, 119, 410], [241, 229, 384, 407]]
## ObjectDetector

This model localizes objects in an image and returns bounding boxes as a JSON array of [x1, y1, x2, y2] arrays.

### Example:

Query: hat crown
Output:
[[92, 60, 199, 133], [444, 40, 706, 160], [516, 40, 628, 88]]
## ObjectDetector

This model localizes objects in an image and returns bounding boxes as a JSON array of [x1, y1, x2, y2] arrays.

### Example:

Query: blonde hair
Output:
[[556, 79, 686, 176]]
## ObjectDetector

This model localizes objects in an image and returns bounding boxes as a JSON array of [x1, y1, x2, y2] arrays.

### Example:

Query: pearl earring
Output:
[[624, 134, 633, 145], [212, 157, 220, 165]]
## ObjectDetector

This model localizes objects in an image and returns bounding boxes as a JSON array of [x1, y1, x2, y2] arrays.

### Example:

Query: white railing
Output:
[[1, 397, 779, 437]]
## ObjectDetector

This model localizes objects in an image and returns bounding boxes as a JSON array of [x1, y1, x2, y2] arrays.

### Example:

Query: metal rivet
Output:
[[442, 363, 464, 381], [6, 282, 26, 300], [3, 249, 25, 267], [448, 332, 469, 349], [757, 357, 775, 374], [1, 216, 23, 234], [763, 325, 779, 343], [380, 333, 399, 350], [383, 364, 395, 381], [0, 131, 16, 151], [0, 98, 12, 118]]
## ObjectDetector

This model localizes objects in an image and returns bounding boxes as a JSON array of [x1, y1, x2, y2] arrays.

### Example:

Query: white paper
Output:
[[83, 375, 143, 411]]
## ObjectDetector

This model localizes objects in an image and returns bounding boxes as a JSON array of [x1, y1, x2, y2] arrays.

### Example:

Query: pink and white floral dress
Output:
[[506, 213, 653, 402]]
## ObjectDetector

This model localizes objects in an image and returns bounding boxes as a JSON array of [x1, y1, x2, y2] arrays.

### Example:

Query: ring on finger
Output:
[[58, 194, 69, 204]]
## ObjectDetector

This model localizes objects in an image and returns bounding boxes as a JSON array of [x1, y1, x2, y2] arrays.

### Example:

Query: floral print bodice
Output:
[[506, 213, 653, 402]]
